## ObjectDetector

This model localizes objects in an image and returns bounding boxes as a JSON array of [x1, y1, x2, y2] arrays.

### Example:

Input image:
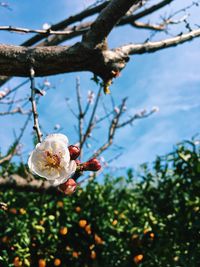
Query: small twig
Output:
[[117, 109, 156, 128], [76, 77, 84, 148], [0, 79, 29, 101], [107, 152, 123, 164], [130, 21, 165, 31], [92, 98, 127, 158], [0, 25, 86, 35], [0, 97, 28, 105], [0, 2, 12, 11], [0, 107, 29, 115], [0, 112, 31, 165], [30, 67, 43, 143], [80, 86, 102, 150], [66, 99, 78, 118]]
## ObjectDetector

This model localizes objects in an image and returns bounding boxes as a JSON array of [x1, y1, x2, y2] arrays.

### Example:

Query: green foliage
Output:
[[0, 140, 200, 267]]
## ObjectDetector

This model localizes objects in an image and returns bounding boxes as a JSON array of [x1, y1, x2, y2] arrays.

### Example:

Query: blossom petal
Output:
[[44, 133, 69, 145], [28, 133, 75, 184]]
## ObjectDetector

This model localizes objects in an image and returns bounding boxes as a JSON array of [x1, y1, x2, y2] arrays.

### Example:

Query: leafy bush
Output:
[[0, 140, 200, 267]]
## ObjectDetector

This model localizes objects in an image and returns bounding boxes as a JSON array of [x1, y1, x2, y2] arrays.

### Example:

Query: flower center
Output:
[[45, 151, 61, 168]]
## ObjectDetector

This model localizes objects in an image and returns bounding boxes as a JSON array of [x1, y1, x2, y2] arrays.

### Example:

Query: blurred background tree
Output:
[[0, 140, 200, 266]]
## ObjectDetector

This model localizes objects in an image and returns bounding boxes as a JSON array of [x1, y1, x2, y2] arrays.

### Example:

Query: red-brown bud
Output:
[[75, 159, 81, 165], [68, 145, 80, 160], [58, 179, 77, 195], [82, 158, 101, 171]]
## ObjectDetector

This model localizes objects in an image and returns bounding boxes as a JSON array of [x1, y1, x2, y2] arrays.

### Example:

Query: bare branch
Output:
[[83, 0, 142, 47], [120, 28, 200, 55], [130, 21, 165, 31], [80, 86, 102, 150], [65, 99, 78, 118], [0, 97, 28, 105], [117, 109, 156, 128], [0, 107, 29, 115], [30, 68, 43, 143], [119, 0, 174, 25], [0, 113, 31, 165], [0, 2, 12, 11], [76, 77, 84, 148], [92, 98, 127, 158], [21, 1, 109, 47], [0, 153, 13, 164], [0, 79, 29, 100], [0, 43, 129, 82], [0, 25, 86, 35]]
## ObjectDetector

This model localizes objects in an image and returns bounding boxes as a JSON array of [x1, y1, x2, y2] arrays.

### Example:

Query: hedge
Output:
[[0, 140, 200, 267]]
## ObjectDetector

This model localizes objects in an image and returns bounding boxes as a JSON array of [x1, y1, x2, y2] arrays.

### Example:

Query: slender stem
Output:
[[30, 67, 43, 143], [80, 86, 102, 150], [76, 77, 84, 146]]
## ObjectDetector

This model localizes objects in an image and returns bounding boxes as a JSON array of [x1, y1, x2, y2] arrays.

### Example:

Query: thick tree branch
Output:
[[0, 43, 129, 81], [0, 0, 182, 86], [120, 29, 200, 54], [83, 0, 142, 47], [0, 0, 199, 84]]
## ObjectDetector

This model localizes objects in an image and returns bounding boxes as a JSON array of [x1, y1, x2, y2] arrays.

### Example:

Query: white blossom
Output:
[[151, 106, 159, 113], [114, 107, 120, 114], [0, 91, 6, 99], [42, 23, 51, 30], [87, 90, 95, 104], [54, 124, 61, 130], [28, 134, 77, 186], [43, 79, 51, 87]]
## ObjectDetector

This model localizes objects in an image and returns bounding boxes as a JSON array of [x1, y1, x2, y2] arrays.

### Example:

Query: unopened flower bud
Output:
[[75, 159, 81, 165], [68, 145, 80, 160], [58, 179, 77, 195], [82, 158, 101, 171]]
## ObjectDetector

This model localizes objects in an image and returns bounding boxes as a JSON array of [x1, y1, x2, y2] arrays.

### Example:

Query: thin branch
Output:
[[0, 2, 12, 11], [76, 77, 84, 148], [92, 98, 127, 158], [0, 97, 28, 105], [119, 0, 174, 25], [0, 112, 31, 165], [39, 23, 91, 46], [117, 109, 156, 128], [21, 1, 109, 47], [0, 107, 29, 115], [0, 153, 13, 164], [80, 86, 102, 149], [0, 25, 85, 35], [120, 28, 200, 55], [0, 79, 29, 100], [65, 99, 78, 118], [30, 67, 43, 143], [130, 21, 165, 31]]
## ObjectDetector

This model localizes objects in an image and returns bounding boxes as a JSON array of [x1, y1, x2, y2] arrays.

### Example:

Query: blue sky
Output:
[[0, 0, 200, 170]]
